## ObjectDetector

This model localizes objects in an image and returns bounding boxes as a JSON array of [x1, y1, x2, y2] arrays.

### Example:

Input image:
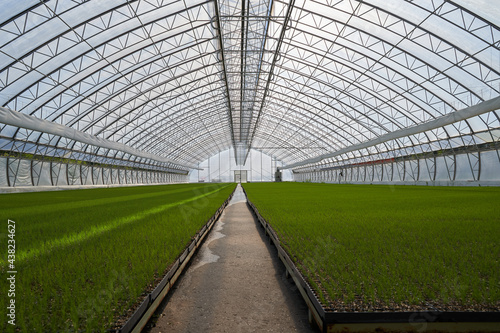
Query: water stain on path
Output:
[[192, 184, 247, 270], [148, 185, 316, 333], [191, 217, 226, 270]]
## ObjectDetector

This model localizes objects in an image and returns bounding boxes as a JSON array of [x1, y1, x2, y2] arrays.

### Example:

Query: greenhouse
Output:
[[0, 0, 499, 332]]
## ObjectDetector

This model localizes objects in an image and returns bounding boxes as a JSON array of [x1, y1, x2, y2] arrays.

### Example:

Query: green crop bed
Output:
[[243, 182, 500, 312], [0, 182, 236, 332]]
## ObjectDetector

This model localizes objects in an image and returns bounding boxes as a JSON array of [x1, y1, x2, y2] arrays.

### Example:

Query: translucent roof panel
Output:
[[0, 0, 499, 170], [251, 0, 500, 167]]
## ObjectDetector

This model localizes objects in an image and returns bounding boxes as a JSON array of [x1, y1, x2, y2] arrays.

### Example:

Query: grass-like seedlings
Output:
[[243, 182, 500, 312], [0, 182, 236, 332]]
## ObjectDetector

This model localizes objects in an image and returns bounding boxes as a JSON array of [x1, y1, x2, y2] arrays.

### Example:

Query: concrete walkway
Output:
[[147, 185, 317, 333]]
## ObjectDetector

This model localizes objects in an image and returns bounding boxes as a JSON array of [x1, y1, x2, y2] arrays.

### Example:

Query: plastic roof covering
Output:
[[0, 0, 499, 171]]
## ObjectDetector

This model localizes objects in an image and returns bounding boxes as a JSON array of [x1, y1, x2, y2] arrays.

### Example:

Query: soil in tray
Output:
[[312, 277, 500, 313]]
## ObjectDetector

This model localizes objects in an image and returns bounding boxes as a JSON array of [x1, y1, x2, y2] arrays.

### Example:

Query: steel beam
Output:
[[282, 96, 500, 169]]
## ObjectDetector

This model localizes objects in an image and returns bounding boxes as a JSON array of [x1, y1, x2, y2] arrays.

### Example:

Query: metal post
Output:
[[271, 156, 274, 181], [249, 149, 252, 182], [5, 157, 10, 187]]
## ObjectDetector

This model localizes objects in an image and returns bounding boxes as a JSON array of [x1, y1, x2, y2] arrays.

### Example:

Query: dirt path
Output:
[[146, 185, 317, 333]]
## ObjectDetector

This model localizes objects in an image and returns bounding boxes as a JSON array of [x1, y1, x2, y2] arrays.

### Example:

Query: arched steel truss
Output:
[[0, 0, 499, 187]]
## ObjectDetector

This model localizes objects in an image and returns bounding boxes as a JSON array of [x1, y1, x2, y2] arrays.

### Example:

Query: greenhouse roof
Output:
[[1, 0, 499, 172]]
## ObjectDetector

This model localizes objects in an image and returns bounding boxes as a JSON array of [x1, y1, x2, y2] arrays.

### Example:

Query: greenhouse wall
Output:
[[189, 148, 292, 183], [294, 151, 500, 186], [0, 157, 187, 192]]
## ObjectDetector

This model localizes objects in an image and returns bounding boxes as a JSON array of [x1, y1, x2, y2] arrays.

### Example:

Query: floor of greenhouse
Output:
[[146, 184, 317, 333]]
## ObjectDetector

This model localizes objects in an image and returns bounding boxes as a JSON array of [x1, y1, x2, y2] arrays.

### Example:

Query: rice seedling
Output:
[[0, 182, 236, 332], [243, 182, 500, 312]]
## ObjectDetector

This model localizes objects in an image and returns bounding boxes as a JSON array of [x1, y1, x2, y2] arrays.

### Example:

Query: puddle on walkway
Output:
[[191, 218, 225, 270], [228, 184, 247, 206], [191, 185, 246, 270]]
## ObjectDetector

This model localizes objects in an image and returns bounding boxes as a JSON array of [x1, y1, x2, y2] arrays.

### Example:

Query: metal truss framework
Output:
[[0, 0, 499, 186]]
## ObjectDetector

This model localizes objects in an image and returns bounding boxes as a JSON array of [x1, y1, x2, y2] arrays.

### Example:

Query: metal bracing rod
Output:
[[239, 11, 497, 148], [124, 95, 228, 157], [240, 0, 248, 143], [251, 102, 347, 151], [5, 20, 215, 123], [84, 50, 223, 136], [0, 106, 199, 171], [268, 0, 495, 161], [245, 0, 295, 161], [270, 0, 500, 96], [252, 40, 465, 160], [107, 1, 224, 157], [168, 135, 233, 166], [77, 78, 228, 163], [251, 39, 494, 157], [249, 127, 327, 162], [425, 0, 500, 39], [0, 0, 213, 79], [143, 111, 232, 161], [341, 1, 500, 101], [259, 63, 424, 159], [281, 95, 500, 170], [219, 15, 285, 19], [274, 26, 469, 120], [224, 50, 275, 53], [250, 0, 274, 136], [213, 0, 237, 151], [59, 2, 215, 165], [1, 136, 187, 174], [8, 24, 218, 161], [259, 0, 365, 156], [252, 147, 327, 149], [250, 78, 376, 149], [10, 1, 180, 152]]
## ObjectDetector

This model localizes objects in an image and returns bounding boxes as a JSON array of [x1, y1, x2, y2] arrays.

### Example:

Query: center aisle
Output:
[[147, 184, 316, 333]]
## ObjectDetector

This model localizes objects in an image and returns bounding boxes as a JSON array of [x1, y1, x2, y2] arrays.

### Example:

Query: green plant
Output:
[[0, 183, 235, 332], [243, 182, 500, 311]]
